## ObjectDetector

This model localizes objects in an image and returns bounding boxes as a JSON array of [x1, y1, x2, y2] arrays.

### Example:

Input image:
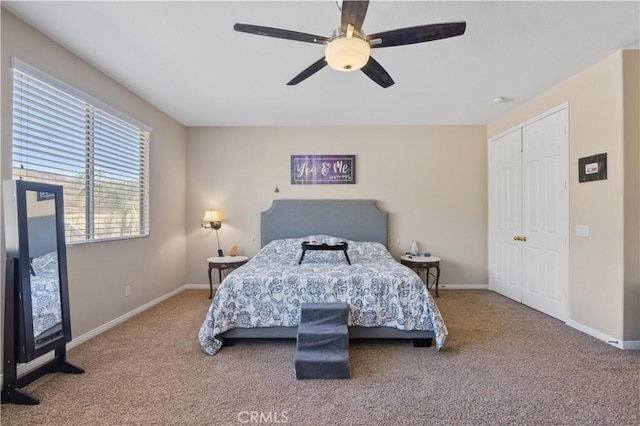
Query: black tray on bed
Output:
[[299, 241, 351, 265]]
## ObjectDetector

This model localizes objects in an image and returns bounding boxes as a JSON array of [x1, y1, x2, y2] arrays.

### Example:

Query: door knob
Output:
[[522, 236, 527, 242]]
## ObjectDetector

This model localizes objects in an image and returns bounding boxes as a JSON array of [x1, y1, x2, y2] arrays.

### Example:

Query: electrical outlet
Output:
[[576, 225, 590, 237], [125, 285, 131, 297]]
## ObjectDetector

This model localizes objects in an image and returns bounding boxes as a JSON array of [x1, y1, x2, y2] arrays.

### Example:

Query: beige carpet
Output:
[[2, 290, 638, 425]]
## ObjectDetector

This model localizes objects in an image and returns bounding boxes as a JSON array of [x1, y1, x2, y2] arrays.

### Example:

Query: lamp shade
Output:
[[203, 210, 222, 223], [325, 36, 371, 72]]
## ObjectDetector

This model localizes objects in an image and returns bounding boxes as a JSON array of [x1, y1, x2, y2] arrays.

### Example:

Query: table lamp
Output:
[[202, 209, 224, 257]]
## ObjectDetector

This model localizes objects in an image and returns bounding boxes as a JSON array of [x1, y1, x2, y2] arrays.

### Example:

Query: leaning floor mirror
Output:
[[2, 180, 83, 405]]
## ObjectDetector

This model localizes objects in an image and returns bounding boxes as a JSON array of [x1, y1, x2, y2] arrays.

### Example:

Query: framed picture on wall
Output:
[[291, 155, 356, 185], [36, 191, 55, 201], [578, 153, 607, 182]]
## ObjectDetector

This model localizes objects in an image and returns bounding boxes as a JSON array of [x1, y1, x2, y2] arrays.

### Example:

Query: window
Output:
[[11, 59, 150, 243]]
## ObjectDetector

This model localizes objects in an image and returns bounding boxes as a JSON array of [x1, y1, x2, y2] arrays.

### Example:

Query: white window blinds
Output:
[[11, 59, 150, 243]]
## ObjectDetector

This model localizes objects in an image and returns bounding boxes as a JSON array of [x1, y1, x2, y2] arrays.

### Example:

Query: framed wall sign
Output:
[[291, 155, 356, 185], [578, 153, 607, 182], [36, 191, 55, 201]]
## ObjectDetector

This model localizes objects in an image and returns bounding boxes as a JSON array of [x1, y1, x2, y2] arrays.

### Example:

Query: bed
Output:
[[27, 215, 64, 345], [29, 251, 63, 342], [198, 199, 447, 355]]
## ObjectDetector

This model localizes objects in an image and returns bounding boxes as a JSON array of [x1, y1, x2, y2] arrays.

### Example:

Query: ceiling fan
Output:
[[233, 0, 466, 88]]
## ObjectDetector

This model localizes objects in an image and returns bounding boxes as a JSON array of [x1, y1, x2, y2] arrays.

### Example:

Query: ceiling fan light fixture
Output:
[[325, 36, 370, 72], [234, 2, 466, 87]]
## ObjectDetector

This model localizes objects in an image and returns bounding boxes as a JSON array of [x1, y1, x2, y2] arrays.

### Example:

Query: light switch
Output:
[[576, 225, 590, 237]]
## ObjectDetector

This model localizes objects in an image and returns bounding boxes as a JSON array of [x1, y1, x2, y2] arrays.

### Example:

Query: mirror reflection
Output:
[[26, 190, 63, 347]]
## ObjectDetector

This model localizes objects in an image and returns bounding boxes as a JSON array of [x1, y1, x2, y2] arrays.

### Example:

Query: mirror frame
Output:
[[4, 180, 72, 362]]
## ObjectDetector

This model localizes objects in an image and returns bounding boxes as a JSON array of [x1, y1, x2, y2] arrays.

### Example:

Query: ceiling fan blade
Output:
[[360, 56, 394, 88], [367, 22, 466, 48], [234, 23, 329, 45], [340, 0, 370, 34], [287, 58, 328, 85]]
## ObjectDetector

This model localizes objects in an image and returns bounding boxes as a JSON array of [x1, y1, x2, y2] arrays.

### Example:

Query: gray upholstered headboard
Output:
[[260, 199, 388, 247], [28, 215, 58, 258]]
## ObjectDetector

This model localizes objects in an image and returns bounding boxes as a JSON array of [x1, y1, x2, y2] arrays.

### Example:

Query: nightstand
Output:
[[400, 255, 441, 297], [207, 256, 249, 299]]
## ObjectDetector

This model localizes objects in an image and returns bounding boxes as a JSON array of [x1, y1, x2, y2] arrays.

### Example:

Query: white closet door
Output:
[[521, 109, 568, 321], [489, 106, 568, 321], [489, 129, 523, 301]]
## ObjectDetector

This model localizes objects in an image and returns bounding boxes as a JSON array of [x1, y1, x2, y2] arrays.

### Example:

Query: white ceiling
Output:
[[3, 1, 639, 127]]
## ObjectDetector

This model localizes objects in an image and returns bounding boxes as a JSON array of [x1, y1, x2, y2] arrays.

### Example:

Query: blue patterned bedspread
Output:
[[199, 236, 447, 355], [30, 251, 63, 339]]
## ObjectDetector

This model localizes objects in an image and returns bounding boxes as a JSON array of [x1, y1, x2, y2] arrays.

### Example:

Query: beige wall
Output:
[[1, 9, 187, 347], [2, 8, 635, 351], [186, 126, 488, 286], [623, 50, 640, 341], [488, 50, 634, 341]]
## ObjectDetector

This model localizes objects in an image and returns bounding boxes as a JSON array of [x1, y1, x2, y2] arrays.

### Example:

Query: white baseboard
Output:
[[566, 319, 625, 349], [184, 283, 214, 290], [2, 285, 188, 384], [68, 286, 185, 350], [437, 284, 489, 290], [621, 341, 640, 350]]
